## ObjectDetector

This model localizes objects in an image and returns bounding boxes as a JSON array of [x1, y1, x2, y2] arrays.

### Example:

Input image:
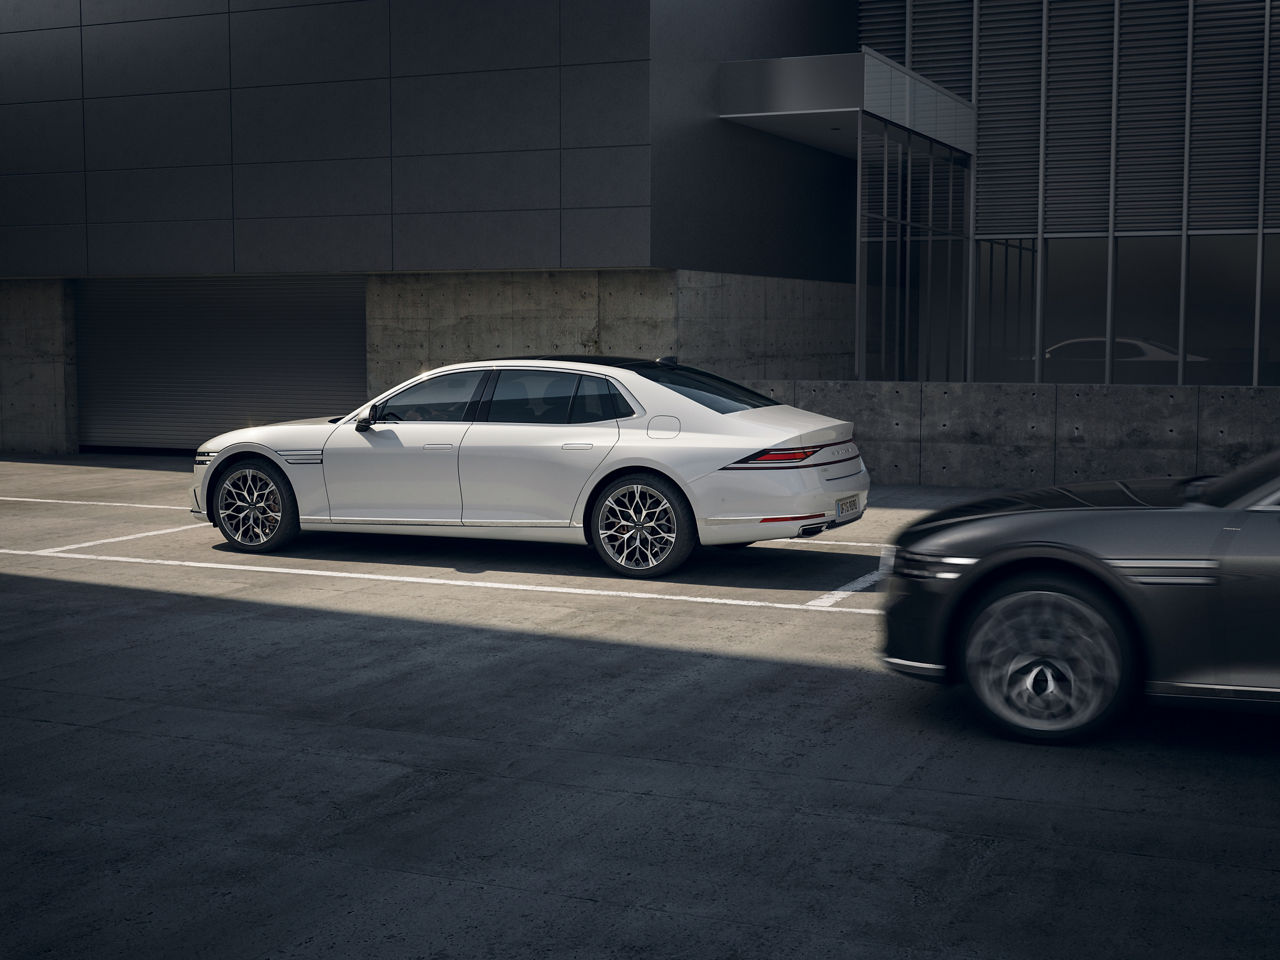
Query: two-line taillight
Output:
[[734, 446, 825, 466]]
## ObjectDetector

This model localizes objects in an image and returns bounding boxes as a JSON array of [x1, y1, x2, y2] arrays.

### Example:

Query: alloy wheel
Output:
[[597, 483, 679, 571], [217, 468, 283, 546], [965, 589, 1123, 735]]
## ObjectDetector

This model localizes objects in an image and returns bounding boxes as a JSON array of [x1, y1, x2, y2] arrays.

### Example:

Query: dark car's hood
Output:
[[910, 477, 1193, 532]]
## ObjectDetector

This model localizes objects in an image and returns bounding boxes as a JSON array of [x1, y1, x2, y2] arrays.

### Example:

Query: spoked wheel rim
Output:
[[597, 483, 679, 570], [217, 468, 283, 546], [965, 590, 1122, 734]]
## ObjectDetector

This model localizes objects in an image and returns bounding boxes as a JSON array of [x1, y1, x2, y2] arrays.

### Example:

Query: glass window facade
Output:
[[1113, 237, 1182, 385], [1184, 235, 1257, 386], [853, 3, 1277, 388], [972, 238, 1037, 382], [1041, 239, 1108, 384], [860, 115, 968, 381]]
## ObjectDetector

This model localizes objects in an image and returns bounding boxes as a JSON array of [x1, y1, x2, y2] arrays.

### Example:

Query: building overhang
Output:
[[718, 48, 976, 157]]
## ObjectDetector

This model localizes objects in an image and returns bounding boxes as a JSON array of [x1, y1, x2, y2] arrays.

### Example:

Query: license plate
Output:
[[836, 495, 859, 519]]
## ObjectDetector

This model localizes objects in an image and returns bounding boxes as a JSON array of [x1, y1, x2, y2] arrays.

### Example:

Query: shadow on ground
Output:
[[2, 572, 1277, 960]]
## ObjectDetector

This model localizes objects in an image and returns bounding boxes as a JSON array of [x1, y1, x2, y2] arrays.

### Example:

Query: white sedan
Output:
[[191, 357, 870, 577]]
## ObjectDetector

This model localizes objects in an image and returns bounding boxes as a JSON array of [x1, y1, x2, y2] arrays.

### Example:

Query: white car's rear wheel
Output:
[[590, 474, 696, 578], [213, 460, 299, 553]]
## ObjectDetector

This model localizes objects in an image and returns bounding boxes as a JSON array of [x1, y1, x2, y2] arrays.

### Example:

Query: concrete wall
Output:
[[756, 380, 1280, 487], [365, 268, 856, 395], [675, 271, 856, 381], [0, 280, 76, 454]]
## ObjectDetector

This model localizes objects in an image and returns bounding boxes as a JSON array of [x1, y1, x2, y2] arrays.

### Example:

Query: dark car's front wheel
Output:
[[212, 459, 299, 553], [589, 474, 696, 578], [961, 576, 1133, 742]]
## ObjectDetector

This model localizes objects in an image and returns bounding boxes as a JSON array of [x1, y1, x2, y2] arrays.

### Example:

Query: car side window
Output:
[[380, 370, 485, 422], [569, 375, 632, 423], [487, 370, 579, 424]]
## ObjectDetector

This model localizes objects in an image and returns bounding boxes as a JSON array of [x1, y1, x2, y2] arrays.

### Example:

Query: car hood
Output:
[[908, 477, 1193, 533], [201, 417, 344, 452]]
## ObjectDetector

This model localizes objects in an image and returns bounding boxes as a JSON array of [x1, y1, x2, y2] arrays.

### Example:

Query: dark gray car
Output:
[[882, 451, 1280, 741]]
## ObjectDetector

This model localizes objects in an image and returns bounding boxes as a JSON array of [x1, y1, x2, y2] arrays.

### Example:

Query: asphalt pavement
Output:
[[1, 454, 1277, 959]]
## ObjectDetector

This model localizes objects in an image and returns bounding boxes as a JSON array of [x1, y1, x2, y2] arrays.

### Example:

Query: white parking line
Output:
[[33, 523, 210, 555], [0, 496, 190, 511], [0, 548, 885, 616], [805, 570, 885, 607]]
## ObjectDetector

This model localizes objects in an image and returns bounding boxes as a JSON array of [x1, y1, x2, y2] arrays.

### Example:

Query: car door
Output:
[[322, 369, 488, 523], [459, 370, 621, 524], [1219, 503, 1280, 694]]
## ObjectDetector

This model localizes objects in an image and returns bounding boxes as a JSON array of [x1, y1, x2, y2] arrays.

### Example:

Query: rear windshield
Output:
[[633, 365, 779, 414]]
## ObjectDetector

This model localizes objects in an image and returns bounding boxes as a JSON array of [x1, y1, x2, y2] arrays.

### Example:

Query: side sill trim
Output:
[[329, 517, 465, 526], [1147, 681, 1280, 702], [882, 656, 947, 680]]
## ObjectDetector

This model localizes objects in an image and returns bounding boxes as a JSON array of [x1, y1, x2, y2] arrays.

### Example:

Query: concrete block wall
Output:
[[675, 271, 856, 382], [0, 280, 76, 455], [768, 380, 1280, 487], [366, 270, 679, 394], [366, 268, 856, 394]]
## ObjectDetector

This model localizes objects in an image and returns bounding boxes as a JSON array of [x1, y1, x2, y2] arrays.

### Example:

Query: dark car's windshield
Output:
[[630, 364, 779, 414], [1197, 449, 1280, 507]]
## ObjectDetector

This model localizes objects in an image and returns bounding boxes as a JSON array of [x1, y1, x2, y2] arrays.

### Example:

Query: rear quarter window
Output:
[[634, 365, 778, 414]]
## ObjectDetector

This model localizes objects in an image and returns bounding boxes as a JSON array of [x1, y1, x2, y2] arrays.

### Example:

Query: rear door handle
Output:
[[561, 443, 593, 450], [422, 443, 454, 451]]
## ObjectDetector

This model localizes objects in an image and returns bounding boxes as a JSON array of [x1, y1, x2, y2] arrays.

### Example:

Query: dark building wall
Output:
[[648, 0, 858, 283], [0, 0, 655, 277]]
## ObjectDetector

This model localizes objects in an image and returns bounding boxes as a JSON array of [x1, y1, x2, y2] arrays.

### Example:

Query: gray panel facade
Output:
[[0, 0, 862, 281], [649, 0, 859, 283], [0, 0, 666, 278]]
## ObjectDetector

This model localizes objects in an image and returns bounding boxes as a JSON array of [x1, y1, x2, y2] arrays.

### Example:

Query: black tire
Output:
[[589, 473, 697, 578], [211, 458, 300, 553], [960, 575, 1133, 743]]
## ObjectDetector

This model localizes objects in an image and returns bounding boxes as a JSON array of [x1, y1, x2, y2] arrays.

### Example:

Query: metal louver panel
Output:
[[976, 0, 1042, 235], [1188, 0, 1265, 230], [76, 276, 368, 449], [1266, 5, 1280, 227], [859, 0, 907, 65], [1115, 0, 1188, 231], [1044, 0, 1113, 233], [910, 0, 973, 100]]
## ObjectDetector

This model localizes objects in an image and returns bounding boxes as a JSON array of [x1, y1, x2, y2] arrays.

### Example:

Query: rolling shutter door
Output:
[[76, 276, 368, 449]]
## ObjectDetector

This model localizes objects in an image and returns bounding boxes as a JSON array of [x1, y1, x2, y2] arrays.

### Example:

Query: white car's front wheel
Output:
[[212, 460, 299, 553], [590, 474, 696, 578]]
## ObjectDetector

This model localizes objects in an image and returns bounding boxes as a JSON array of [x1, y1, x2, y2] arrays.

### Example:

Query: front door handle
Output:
[[561, 443, 593, 450], [422, 443, 454, 451]]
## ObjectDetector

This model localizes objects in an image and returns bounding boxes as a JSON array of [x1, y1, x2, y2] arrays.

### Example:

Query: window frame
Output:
[[374, 369, 491, 424]]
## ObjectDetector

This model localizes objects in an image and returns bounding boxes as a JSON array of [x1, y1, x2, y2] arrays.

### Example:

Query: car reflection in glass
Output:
[[882, 451, 1280, 741]]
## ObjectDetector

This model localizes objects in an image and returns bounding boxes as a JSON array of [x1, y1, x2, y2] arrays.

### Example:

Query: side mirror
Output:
[[354, 404, 377, 432]]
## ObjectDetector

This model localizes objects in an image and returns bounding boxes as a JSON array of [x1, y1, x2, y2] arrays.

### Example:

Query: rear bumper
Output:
[[692, 459, 870, 545]]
